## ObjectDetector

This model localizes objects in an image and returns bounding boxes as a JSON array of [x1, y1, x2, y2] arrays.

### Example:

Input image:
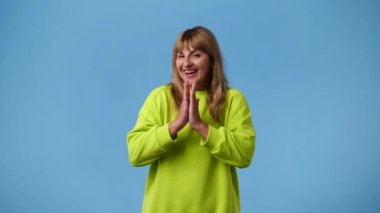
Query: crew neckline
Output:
[[195, 90, 208, 98]]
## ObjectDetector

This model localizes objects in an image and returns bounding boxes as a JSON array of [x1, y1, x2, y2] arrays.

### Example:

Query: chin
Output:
[[187, 79, 196, 84], [180, 77, 195, 84]]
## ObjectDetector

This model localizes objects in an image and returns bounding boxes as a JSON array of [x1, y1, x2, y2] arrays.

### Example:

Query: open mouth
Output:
[[184, 69, 198, 77]]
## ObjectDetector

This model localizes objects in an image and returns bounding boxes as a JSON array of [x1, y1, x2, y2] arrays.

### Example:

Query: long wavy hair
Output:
[[171, 26, 228, 122]]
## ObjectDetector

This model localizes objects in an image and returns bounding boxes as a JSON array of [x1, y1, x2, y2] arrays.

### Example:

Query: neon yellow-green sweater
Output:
[[127, 84, 255, 213]]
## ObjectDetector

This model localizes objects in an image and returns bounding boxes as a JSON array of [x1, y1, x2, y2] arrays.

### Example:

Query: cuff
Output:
[[156, 123, 176, 150], [200, 125, 215, 148]]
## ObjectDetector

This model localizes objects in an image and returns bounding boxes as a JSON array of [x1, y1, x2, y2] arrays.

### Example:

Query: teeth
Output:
[[185, 69, 197, 74]]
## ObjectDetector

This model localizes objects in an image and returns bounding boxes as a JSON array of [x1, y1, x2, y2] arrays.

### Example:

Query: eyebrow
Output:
[[177, 50, 200, 54]]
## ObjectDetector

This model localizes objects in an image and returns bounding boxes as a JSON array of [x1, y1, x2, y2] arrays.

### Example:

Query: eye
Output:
[[176, 54, 184, 58], [192, 54, 201, 58]]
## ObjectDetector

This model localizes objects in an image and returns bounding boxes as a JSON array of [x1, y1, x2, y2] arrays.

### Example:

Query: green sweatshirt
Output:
[[127, 84, 255, 213]]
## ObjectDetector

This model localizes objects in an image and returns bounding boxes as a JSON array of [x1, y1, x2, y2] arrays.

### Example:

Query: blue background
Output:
[[1, 0, 379, 212]]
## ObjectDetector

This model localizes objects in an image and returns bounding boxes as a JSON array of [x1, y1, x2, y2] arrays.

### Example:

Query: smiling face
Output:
[[175, 48, 212, 90]]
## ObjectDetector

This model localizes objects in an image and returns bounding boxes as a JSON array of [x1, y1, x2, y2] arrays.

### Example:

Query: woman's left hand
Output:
[[189, 81, 209, 139]]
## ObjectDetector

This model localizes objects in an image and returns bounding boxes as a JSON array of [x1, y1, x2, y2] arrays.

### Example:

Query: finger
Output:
[[190, 82, 196, 104], [183, 80, 189, 101], [192, 99, 199, 111], [190, 81, 196, 99]]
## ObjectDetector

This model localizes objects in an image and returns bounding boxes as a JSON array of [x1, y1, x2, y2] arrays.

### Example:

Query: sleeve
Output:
[[127, 90, 176, 167], [200, 91, 255, 168]]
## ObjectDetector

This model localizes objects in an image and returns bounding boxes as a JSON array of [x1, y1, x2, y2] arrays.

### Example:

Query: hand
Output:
[[169, 81, 190, 139], [189, 81, 209, 139]]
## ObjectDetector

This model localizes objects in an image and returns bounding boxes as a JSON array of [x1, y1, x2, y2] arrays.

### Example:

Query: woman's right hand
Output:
[[169, 81, 190, 139]]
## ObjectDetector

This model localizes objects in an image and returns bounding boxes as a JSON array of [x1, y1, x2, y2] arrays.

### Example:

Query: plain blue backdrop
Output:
[[1, 0, 379, 212]]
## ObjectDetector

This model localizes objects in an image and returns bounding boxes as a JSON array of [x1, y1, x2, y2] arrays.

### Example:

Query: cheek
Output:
[[175, 64, 185, 79], [201, 60, 211, 73], [175, 60, 182, 70]]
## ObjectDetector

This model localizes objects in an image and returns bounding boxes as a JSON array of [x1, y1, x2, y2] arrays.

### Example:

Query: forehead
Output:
[[176, 43, 204, 54], [176, 41, 194, 51], [177, 48, 199, 54], [176, 37, 203, 51], [175, 37, 208, 56]]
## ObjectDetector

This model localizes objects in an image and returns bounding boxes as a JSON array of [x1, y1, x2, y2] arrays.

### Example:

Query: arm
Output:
[[127, 90, 175, 167], [200, 91, 255, 168]]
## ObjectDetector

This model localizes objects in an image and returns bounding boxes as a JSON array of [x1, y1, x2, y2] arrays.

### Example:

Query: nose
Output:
[[183, 57, 193, 67]]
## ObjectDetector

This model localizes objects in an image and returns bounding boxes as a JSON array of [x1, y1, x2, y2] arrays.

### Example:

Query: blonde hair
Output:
[[171, 26, 228, 122]]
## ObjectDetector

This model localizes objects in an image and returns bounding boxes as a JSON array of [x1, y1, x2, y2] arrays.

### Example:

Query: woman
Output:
[[127, 26, 255, 213]]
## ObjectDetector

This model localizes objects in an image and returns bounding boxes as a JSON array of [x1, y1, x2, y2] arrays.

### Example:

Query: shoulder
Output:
[[225, 87, 250, 109], [223, 87, 252, 117], [143, 84, 173, 106], [227, 87, 246, 100], [146, 84, 172, 99]]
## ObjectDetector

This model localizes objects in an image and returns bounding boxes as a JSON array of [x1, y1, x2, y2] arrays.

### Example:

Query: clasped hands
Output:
[[169, 80, 209, 140]]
